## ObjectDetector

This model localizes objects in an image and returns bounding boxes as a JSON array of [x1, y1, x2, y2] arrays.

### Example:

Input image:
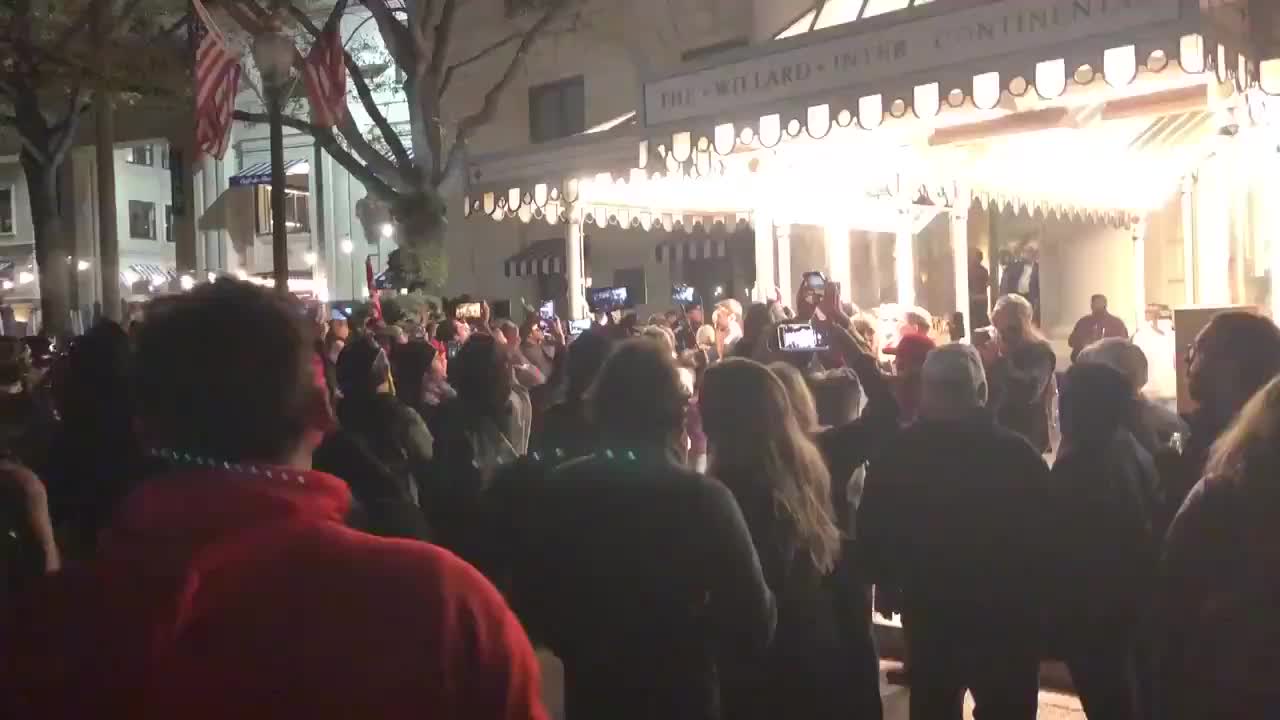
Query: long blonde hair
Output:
[[1205, 375, 1280, 484], [992, 293, 1046, 346], [700, 358, 841, 573], [768, 362, 822, 434]]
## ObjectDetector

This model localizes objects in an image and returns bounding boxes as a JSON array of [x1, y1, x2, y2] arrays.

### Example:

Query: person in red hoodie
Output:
[[0, 279, 547, 720]]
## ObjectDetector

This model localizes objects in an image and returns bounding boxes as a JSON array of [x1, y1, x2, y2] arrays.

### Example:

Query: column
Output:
[[775, 221, 793, 305], [169, 132, 199, 279], [896, 208, 916, 307], [1132, 218, 1147, 330], [823, 221, 851, 304], [951, 204, 970, 340], [95, 91, 120, 321], [752, 210, 775, 302], [1196, 158, 1230, 305], [566, 205, 586, 320], [1181, 175, 1196, 305]]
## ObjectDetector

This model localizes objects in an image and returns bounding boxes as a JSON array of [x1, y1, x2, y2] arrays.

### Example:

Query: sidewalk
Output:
[[536, 652, 1084, 720]]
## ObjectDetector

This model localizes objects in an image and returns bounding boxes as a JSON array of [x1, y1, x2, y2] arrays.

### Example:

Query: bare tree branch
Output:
[[233, 108, 397, 199], [438, 30, 520, 96], [362, 0, 413, 71], [286, 2, 411, 168], [334, 113, 416, 191], [426, 0, 459, 80], [443, 1, 574, 183]]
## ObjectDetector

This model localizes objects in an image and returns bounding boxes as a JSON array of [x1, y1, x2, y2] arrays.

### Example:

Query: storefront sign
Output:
[[644, 0, 1182, 126]]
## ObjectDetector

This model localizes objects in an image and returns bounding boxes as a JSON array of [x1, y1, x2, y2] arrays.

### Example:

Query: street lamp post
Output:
[[252, 12, 295, 296]]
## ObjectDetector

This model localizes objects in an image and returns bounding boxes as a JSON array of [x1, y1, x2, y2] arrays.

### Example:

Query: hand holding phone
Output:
[[776, 323, 829, 352]]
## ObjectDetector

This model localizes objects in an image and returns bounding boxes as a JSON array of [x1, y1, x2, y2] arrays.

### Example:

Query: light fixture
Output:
[[18, 271, 34, 285], [207, 272, 218, 282], [122, 269, 140, 286], [304, 251, 318, 266], [251, 18, 296, 91], [714, 285, 724, 296], [380, 222, 394, 239], [340, 238, 354, 255], [1, 281, 12, 291], [399, 288, 408, 295], [234, 269, 249, 281], [76, 259, 91, 272], [179, 274, 195, 291]]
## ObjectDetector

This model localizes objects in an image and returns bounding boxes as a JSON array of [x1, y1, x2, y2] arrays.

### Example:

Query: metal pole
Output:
[[269, 88, 288, 295], [95, 92, 121, 321]]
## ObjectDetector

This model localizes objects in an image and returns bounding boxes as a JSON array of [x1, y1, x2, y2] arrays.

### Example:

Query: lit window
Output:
[[126, 145, 154, 167], [165, 205, 175, 243], [128, 200, 156, 240], [255, 186, 311, 235]]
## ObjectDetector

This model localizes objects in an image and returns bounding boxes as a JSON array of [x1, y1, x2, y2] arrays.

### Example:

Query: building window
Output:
[[165, 205, 175, 243], [128, 200, 156, 239], [528, 75, 585, 143], [160, 146, 170, 170], [0, 187, 13, 235], [681, 37, 748, 62], [126, 145, 154, 167], [254, 186, 311, 235]]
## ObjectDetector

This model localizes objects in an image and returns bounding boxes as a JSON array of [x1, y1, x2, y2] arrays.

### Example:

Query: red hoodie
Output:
[[0, 466, 547, 720]]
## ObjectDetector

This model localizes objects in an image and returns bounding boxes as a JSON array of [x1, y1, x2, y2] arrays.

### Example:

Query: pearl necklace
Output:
[[148, 448, 308, 485]]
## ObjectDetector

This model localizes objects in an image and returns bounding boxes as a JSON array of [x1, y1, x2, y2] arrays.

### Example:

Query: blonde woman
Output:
[[1157, 375, 1280, 720], [987, 293, 1058, 453], [700, 358, 879, 720], [767, 362, 822, 435]]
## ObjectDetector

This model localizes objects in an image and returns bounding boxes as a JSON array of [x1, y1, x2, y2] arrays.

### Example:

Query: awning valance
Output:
[[229, 159, 310, 186], [505, 237, 566, 277], [121, 263, 175, 287], [655, 236, 727, 264], [639, 0, 1256, 165]]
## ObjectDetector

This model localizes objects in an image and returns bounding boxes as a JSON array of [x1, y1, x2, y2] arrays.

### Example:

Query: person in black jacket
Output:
[[986, 293, 1057, 454], [486, 338, 775, 720], [1050, 362, 1160, 720], [530, 330, 613, 461], [335, 336, 434, 509], [860, 343, 1056, 720], [702, 358, 881, 720]]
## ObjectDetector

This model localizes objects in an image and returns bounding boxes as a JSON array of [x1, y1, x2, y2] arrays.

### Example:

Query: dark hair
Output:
[[391, 340, 434, 407], [134, 279, 314, 463], [809, 367, 865, 427], [566, 330, 613, 402], [1060, 361, 1134, 448], [1091, 294, 1107, 304], [588, 338, 687, 450], [336, 335, 390, 400], [435, 319, 461, 344], [449, 333, 512, 420], [57, 321, 133, 427]]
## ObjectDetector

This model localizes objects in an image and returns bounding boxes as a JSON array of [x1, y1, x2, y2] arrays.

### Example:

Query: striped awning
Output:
[[504, 237, 566, 278], [655, 236, 726, 264], [121, 263, 175, 286], [229, 159, 310, 187]]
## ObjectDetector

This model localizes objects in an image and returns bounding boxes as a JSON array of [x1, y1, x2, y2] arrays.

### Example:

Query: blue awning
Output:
[[229, 159, 310, 187]]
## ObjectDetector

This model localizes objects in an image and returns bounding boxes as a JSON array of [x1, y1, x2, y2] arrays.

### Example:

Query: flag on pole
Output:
[[191, 0, 242, 161], [303, 25, 347, 129], [365, 256, 382, 321]]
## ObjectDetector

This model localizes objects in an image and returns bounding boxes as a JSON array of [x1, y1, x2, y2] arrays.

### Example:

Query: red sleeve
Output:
[[451, 560, 550, 720]]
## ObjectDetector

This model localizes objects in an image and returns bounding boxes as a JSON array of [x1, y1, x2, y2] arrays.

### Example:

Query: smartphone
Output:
[[330, 308, 348, 321], [568, 318, 592, 337], [587, 286, 630, 314], [776, 323, 829, 352], [672, 284, 696, 306], [803, 271, 827, 293], [446, 341, 462, 359], [538, 300, 555, 320], [456, 302, 483, 320]]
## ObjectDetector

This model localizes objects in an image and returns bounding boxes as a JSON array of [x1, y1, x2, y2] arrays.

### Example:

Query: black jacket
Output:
[[719, 477, 882, 720], [312, 429, 431, 542], [1047, 429, 1160, 650], [337, 393, 433, 507], [481, 451, 775, 720], [988, 340, 1056, 453], [858, 412, 1057, 635]]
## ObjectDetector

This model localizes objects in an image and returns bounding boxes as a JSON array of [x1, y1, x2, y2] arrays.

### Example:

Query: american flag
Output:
[[191, 0, 242, 160], [303, 25, 347, 129]]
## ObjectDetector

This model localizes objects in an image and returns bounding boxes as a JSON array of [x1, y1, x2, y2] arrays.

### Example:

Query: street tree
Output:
[[0, 0, 187, 335]]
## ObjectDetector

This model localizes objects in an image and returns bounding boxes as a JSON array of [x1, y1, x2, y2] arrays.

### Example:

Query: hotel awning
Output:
[[229, 159, 311, 187], [505, 237, 567, 277], [639, 0, 1256, 166]]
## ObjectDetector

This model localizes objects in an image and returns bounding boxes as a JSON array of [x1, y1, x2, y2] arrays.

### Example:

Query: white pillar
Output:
[[1196, 158, 1231, 305], [753, 211, 775, 302], [823, 221, 851, 304], [896, 208, 916, 307], [1133, 218, 1148, 331], [566, 206, 586, 320], [1181, 175, 1196, 305], [951, 205, 970, 340], [775, 221, 793, 305]]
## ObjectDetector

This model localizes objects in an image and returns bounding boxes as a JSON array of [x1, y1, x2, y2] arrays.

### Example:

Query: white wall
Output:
[[114, 141, 177, 270]]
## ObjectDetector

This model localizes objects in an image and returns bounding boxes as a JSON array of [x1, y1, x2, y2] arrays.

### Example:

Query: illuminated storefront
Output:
[[466, 0, 1278, 361]]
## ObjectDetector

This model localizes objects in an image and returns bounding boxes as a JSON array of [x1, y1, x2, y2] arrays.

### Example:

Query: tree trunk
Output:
[[96, 90, 121, 322], [19, 154, 71, 338]]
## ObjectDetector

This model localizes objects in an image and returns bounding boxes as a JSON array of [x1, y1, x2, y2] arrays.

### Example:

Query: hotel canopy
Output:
[[465, 0, 1278, 320]]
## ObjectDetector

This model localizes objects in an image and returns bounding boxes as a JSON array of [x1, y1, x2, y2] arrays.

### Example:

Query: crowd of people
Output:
[[0, 275, 1275, 719]]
